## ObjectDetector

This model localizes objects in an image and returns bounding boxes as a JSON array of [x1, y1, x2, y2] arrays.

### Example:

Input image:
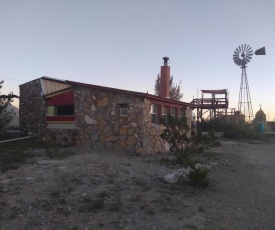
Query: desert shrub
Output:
[[160, 115, 219, 161], [177, 156, 196, 168], [241, 123, 260, 139], [199, 117, 260, 140], [188, 165, 209, 187]]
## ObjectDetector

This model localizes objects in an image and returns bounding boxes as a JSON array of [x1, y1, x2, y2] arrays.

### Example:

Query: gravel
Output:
[[0, 139, 275, 229]]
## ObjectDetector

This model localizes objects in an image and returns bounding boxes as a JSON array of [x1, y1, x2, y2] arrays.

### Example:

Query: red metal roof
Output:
[[41, 76, 194, 108]]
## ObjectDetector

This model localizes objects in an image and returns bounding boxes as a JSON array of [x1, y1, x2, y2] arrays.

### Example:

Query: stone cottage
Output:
[[20, 58, 194, 154]]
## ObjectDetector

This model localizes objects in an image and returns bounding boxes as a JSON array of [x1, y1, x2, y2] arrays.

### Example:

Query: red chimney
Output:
[[160, 57, 170, 98]]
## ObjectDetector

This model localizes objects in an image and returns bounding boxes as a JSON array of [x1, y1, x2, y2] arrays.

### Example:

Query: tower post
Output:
[[238, 66, 254, 121]]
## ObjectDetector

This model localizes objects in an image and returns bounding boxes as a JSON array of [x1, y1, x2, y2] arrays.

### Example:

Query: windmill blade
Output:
[[234, 51, 239, 55], [241, 44, 244, 51], [255, 47, 266, 55], [239, 46, 242, 52], [247, 46, 252, 51], [244, 44, 247, 50], [244, 57, 251, 63], [247, 45, 252, 50]]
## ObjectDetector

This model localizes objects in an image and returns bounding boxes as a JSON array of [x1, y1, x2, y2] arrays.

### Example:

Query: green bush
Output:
[[160, 115, 219, 161], [187, 165, 209, 187], [199, 117, 260, 140]]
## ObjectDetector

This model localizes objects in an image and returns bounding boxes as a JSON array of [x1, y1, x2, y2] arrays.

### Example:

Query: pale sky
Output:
[[1, 0, 275, 120]]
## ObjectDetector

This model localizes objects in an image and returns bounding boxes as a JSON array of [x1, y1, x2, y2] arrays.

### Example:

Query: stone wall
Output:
[[74, 87, 167, 154], [44, 128, 79, 146], [20, 80, 193, 154], [20, 80, 78, 146], [19, 79, 47, 136]]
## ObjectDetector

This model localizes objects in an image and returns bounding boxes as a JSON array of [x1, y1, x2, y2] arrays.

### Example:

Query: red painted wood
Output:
[[47, 90, 74, 106], [46, 116, 75, 122]]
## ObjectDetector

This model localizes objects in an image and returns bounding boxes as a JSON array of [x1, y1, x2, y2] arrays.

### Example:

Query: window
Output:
[[46, 90, 75, 123], [56, 105, 74, 116], [119, 104, 128, 116], [178, 109, 186, 120], [171, 107, 176, 117], [47, 105, 74, 116], [162, 106, 167, 124], [151, 104, 158, 124], [178, 109, 183, 119]]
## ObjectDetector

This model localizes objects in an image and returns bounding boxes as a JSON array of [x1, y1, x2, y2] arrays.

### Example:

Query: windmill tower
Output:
[[233, 45, 266, 121]]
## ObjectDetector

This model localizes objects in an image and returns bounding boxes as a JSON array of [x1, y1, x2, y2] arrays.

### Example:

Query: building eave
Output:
[[25, 76, 194, 109]]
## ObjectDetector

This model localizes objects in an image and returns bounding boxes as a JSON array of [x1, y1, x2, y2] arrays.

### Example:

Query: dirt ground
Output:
[[1, 139, 275, 230]]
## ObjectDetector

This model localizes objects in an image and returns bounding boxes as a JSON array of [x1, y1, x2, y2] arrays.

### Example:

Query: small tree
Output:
[[154, 75, 184, 101], [0, 80, 18, 130], [160, 115, 219, 160]]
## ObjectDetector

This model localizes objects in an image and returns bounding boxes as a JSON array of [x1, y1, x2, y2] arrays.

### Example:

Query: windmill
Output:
[[233, 44, 266, 121]]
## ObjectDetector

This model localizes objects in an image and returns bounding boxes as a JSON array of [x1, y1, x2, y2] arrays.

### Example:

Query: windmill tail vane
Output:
[[255, 47, 266, 55]]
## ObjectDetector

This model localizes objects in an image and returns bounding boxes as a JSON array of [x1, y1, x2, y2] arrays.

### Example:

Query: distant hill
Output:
[[6, 104, 19, 127]]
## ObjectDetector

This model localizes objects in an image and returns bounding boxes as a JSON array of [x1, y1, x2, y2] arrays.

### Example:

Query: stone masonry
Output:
[[74, 87, 166, 154], [20, 78, 193, 154]]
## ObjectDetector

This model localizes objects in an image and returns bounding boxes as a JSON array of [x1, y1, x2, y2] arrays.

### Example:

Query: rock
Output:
[[25, 177, 34, 181], [97, 97, 109, 107], [195, 163, 203, 170], [164, 167, 192, 184], [205, 162, 218, 171], [163, 172, 179, 184], [84, 115, 98, 125], [127, 136, 137, 146], [91, 104, 97, 112], [177, 167, 192, 177]]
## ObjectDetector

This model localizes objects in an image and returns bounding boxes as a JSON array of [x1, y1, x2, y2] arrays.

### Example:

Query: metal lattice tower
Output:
[[233, 44, 266, 121], [238, 66, 253, 121]]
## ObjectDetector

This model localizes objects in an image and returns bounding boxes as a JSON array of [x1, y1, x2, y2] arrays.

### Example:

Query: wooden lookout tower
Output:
[[191, 89, 236, 122]]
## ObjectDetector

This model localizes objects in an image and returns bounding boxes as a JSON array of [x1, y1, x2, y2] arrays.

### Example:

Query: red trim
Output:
[[150, 99, 187, 109], [41, 77, 194, 108], [47, 90, 74, 106], [46, 116, 75, 122]]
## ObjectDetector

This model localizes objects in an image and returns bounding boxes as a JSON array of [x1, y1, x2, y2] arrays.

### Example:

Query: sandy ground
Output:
[[0, 139, 275, 230]]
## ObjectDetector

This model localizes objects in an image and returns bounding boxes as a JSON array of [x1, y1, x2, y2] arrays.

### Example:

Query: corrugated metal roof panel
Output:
[[42, 79, 71, 95]]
